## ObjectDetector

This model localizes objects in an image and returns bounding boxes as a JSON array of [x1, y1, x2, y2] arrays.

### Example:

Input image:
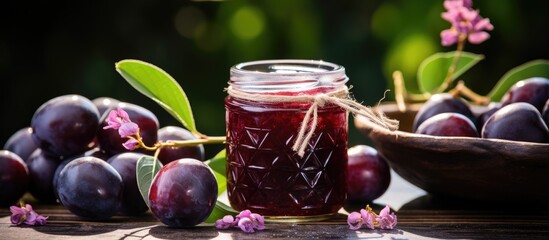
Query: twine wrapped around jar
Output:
[[227, 86, 399, 157]]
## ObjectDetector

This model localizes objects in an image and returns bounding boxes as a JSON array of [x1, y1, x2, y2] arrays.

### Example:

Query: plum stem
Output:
[[437, 34, 466, 94], [136, 133, 226, 152], [449, 81, 491, 105]]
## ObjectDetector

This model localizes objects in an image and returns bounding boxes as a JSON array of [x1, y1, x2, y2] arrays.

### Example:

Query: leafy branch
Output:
[[393, 1, 549, 109], [114, 59, 232, 223]]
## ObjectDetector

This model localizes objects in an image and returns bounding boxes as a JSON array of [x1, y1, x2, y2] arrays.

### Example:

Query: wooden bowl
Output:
[[354, 103, 549, 205]]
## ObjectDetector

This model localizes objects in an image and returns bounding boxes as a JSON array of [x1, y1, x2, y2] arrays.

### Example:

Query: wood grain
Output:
[[2, 199, 549, 239]]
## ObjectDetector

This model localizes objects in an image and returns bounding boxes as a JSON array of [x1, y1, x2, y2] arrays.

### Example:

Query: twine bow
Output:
[[227, 86, 399, 157]]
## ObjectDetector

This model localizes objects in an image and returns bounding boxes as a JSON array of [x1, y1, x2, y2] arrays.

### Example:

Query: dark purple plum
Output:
[[53, 147, 110, 200], [149, 158, 217, 228], [92, 97, 120, 117], [416, 112, 479, 137], [53, 158, 72, 201], [0, 150, 29, 207], [107, 152, 149, 215], [3, 127, 38, 162], [157, 126, 205, 165], [413, 93, 474, 132], [475, 103, 500, 134], [56, 157, 123, 220], [346, 145, 391, 204], [500, 77, 549, 112], [482, 102, 549, 143], [27, 149, 60, 203], [31, 94, 100, 157], [97, 102, 159, 155]]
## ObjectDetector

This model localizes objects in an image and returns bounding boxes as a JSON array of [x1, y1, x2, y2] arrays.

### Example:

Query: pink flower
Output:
[[347, 211, 363, 230], [215, 215, 236, 229], [10, 204, 48, 226], [250, 213, 265, 230], [440, 0, 493, 46], [347, 209, 376, 230], [118, 122, 139, 138], [237, 218, 254, 233], [10, 205, 27, 225], [441, 28, 460, 46], [347, 204, 397, 231], [103, 108, 131, 130], [361, 209, 376, 230], [122, 138, 139, 150], [215, 210, 265, 233], [102, 108, 142, 150], [376, 205, 398, 230]]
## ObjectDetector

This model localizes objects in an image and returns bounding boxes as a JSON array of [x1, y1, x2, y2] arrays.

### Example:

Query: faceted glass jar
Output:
[[225, 60, 349, 222]]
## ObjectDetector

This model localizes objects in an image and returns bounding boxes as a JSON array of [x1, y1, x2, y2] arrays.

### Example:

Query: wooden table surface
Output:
[[2, 171, 549, 239]]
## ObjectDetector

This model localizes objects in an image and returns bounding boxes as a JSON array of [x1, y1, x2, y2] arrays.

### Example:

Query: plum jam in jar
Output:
[[225, 59, 349, 222]]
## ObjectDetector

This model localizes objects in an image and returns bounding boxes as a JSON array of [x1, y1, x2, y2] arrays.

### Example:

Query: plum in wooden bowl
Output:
[[354, 104, 549, 206]]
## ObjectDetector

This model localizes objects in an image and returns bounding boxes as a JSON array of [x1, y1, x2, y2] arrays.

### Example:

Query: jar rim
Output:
[[229, 59, 348, 91]]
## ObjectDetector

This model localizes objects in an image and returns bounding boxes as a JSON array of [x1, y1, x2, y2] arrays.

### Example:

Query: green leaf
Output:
[[115, 59, 196, 132], [417, 51, 484, 93], [136, 155, 163, 208], [203, 149, 236, 224], [205, 149, 227, 196], [488, 59, 549, 101], [206, 149, 226, 176], [204, 200, 238, 224]]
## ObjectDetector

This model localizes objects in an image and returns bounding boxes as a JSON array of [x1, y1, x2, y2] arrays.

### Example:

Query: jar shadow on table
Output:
[[149, 222, 406, 239], [148, 225, 220, 239], [30, 206, 158, 237]]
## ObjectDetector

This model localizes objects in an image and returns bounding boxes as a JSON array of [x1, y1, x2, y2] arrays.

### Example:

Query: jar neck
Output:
[[229, 59, 348, 94]]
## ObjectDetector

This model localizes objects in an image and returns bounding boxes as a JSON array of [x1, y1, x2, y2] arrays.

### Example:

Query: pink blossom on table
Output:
[[347, 211, 363, 230], [103, 107, 131, 130], [347, 209, 376, 230], [9, 205, 27, 225], [237, 209, 265, 231], [440, 0, 493, 46], [376, 205, 398, 230], [215, 215, 236, 229], [10, 204, 48, 226], [237, 218, 255, 233], [215, 209, 265, 233], [347, 204, 397, 231], [361, 209, 376, 230]]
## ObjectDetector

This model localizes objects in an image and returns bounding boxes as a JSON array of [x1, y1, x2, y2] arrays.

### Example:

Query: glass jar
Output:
[[225, 59, 349, 222]]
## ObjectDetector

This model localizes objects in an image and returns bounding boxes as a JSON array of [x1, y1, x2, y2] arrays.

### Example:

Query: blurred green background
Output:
[[1, 0, 548, 158]]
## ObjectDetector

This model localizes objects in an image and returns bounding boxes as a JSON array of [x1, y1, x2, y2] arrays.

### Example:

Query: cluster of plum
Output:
[[413, 77, 549, 143], [1, 93, 394, 227], [0, 94, 217, 227]]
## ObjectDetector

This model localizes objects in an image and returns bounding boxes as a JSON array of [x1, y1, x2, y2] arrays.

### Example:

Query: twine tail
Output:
[[332, 98, 399, 131], [292, 102, 319, 157]]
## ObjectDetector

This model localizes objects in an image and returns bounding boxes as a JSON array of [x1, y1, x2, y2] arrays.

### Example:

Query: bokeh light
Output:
[[1, 0, 548, 154], [230, 6, 265, 40]]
